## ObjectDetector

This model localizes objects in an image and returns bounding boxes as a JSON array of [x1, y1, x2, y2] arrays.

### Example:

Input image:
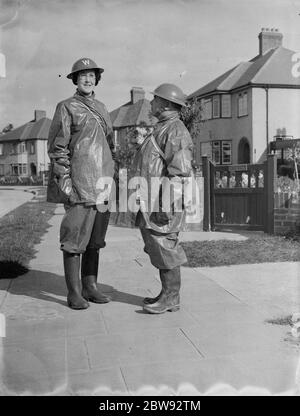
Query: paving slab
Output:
[[120, 356, 262, 395], [1, 336, 90, 391], [228, 349, 299, 394], [1, 350, 126, 396], [85, 326, 203, 369], [186, 302, 266, 325], [181, 321, 294, 358], [5, 310, 108, 342], [99, 302, 198, 333], [0, 367, 63, 396], [58, 368, 130, 396], [200, 262, 300, 317]]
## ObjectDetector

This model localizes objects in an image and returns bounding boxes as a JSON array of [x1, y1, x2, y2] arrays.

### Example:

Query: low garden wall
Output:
[[274, 191, 300, 235]]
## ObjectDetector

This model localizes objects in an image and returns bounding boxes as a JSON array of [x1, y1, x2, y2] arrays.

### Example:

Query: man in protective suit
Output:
[[132, 83, 194, 314], [47, 58, 115, 310]]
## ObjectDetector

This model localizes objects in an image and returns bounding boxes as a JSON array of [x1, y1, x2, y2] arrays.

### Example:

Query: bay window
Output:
[[221, 94, 231, 117], [212, 95, 220, 118], [238, 92, 248, 116]]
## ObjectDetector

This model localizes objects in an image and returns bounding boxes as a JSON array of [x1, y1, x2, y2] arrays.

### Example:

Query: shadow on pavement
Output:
[[4, 269, 144, 308], [0, 261, 29, 279]]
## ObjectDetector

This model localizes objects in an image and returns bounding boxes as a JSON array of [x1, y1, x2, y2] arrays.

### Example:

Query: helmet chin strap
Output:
[[160, 99, 171, 112], [155, 106, 168, 117], [163, 101, 178, 112]]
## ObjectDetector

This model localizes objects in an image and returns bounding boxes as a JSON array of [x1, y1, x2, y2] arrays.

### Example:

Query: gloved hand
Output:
[[58, 174, 77, 205], [150, 210, 172, 226], [52, 158, 70, 176], [68, 193, 77, 206], [58, 174, 72, 195]]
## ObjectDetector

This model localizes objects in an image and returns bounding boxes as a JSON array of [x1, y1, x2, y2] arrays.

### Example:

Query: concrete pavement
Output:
[[0, 187, 36, 218], [0, 202, 300, 396]]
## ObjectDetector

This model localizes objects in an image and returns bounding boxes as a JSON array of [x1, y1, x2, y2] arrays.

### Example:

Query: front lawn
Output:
[[181, 234, 300, 267], [0, 188, 56, 278]]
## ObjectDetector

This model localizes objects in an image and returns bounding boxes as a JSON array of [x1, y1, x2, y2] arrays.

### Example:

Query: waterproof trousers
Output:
[[60, 204, 110, 254], [139, 226, 187, 270], [61, 204, 111, 309]]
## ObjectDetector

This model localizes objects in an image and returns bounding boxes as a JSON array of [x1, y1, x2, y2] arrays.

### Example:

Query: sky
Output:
[[0, 0, 300, 128]]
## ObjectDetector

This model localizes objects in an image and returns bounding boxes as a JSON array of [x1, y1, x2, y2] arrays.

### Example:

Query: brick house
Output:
[[0, 110, 51, 180], [188, 29, 300, 166], [109, 87, 156, 151]]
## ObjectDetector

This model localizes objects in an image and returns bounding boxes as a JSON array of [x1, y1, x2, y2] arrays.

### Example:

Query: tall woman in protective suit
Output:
[[132, 83, 194, 314], [47, 58, 115, 310]]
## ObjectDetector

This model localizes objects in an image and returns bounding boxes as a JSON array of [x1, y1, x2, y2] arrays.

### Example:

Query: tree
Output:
[[286, 142, 300, 189], [180, 98, 203, 168], [115, 123, 154, 171], [2, 123, 13, 133], [180, 98, 203, 139]]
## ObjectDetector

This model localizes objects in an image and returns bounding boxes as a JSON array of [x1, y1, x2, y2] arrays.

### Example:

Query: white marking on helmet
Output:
[[82, 59, 90, 65]]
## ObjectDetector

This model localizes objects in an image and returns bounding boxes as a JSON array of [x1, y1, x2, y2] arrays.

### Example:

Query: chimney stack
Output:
[[130, 87, 145, 104], [34, 110, 46, 121], [258, 28, 283, 55]]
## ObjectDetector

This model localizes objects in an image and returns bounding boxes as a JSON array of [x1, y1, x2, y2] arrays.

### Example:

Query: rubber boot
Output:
[[143, 266, 181, 314], [143, 290, 162, 305], [63, 252, 89, 310], [81, 248, 111, 303]]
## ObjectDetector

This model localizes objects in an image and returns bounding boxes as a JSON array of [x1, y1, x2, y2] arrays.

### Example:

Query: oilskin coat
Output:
[[132, 110, 194, 270], [47, 90, 115, 205], [133, 110, 194, 233]]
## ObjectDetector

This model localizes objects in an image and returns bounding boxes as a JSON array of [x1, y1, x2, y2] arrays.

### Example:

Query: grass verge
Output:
[[265, 316, 293, 326], [0, 188, 57, 278], [181, 234, 300, 267]]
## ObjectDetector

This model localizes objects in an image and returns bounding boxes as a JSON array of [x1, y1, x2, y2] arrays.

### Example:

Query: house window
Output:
[[203, 98, 212, 120], [21, 164, 27, 175], [19, 142, 26, 153], [238, 92, 248, 117], [200, 99, 204, 119], [113, 131, 118, 150], [212, 96, 220, 118], [212, 141, 221, 164], [10, 143, 18, 154], [29, 142, 35, 154], [10, 142, 26, 154], [212, 140, 232, 165], [10, 163, 27, 175], [221, 94, 231, 117], [0, 143, 3, 155], [11, 164, 18, 175], [222, 141, 232, 164], [0, 164, 4, 175]]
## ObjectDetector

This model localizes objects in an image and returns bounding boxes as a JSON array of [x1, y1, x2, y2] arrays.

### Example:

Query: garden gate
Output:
[[202, 155, 276, 233]]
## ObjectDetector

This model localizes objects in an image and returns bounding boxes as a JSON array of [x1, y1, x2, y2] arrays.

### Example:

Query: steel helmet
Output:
[[152, 83, 187, 107], [67, 58, 104, 85]]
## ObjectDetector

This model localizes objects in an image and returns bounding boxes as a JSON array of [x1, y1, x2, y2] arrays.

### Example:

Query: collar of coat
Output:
[[73, 89, 109, 134], [74, 89, 96, 103], [157, 110, 180, 123]]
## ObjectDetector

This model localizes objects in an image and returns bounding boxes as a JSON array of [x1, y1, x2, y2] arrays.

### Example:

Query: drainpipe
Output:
[[264, 86, 269, 150]]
